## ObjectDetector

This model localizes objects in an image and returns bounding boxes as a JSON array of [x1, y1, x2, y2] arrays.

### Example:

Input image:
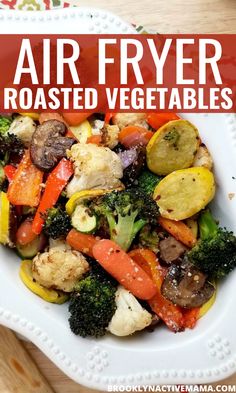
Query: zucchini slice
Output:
[[147, 120, 200, 175], [153, 167, 215, 220], [71, 204, 97, 234]]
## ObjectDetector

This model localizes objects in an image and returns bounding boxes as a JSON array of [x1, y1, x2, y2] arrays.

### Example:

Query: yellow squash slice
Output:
[[153, 167, 215, 220], [147, 120, 200, 175], [0, 192, 10, 245], [70, 120, 92, 143], [199, 285, 217, 318], [19, 113, 40, 121], [19, 260, 68, 304]]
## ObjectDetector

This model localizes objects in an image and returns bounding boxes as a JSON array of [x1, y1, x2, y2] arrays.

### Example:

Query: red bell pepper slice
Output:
[[7, 151, 43, 207], [104, 113, 114, 124], [147, 113, 180, 130], [182, 307, 200, 329], [32, 158, 73, 235], [129, 249, 185, 332], [4, 164, 17, 183]]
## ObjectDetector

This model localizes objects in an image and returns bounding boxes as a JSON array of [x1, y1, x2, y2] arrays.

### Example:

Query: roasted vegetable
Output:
[[137, 169, 162, 196], [0, 191, 10, 245], [69, 120, 92, 143], [108, 286, 152, 336], [129, 249, 184, 332], [147, 113, 180, 130], [7, 150, 43, 207], [20, 260, 69, 304], [147, 120, 200, 175], [8, 115, 36, 146], [122, 147, 146, 187], [32, 242, 89, 292], [66, 143, 123, 198], [69, 269, 117, 337], [0, 115, 12, 134], [30, 120, 75, 172], [93, 239, 157, 300], [91, 188, 159, 251], [187, 210, 236, 279], [158, 217, 197, 248], [137, 225, 159, 253], [161, 260, 215, 308], [43, 207, 71, 239], [0, 133, 24, 165], [71, 204, 97, 234], [32, 158, 73, 234], [193, 144, 213, 170], [153, 167, 215, 220]]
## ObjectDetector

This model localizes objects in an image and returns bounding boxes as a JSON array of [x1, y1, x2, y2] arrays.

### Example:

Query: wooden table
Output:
[[18, 0, 236, 391]]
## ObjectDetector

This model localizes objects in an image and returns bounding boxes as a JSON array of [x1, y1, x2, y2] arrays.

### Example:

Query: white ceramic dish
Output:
[[1, 8, 236, 391]]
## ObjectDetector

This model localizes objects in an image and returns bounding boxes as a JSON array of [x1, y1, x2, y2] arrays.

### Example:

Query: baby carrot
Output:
[[92, 239, 157, 300], [66, 229, 99, 258], [158, 216, 197, 248]]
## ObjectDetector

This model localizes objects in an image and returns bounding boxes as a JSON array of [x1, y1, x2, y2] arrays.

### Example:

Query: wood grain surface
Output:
[[2, 0, 236, 392], [0, 326, 55, 393]]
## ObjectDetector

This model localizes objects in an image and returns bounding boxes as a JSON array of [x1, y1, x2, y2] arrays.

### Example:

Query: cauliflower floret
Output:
[[193, 145, 213, 170], [103, 124, 120, 149], [8, 115, 36, 146], [113, 113, 148, 130], [91, 119, 105, 135], [32, 245, 89, 292], [66, 143, 123, 198], [108, 286, 152, 336]]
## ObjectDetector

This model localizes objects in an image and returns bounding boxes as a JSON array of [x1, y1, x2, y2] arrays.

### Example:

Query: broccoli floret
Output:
[[137, 169, 162, 196], [91, 188, 159, 251], [69, 272, 117, 338], [187, 210, 236, 279], [85, 256, 117, 287], [0, 115, 12, 135], [137, 224, 159, 253], [43, 207, 71, 239], [0, 133, 24, 164]]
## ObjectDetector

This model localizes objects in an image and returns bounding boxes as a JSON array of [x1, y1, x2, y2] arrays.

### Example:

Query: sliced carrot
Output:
[[158, 216, 197, 248], [129, 249, 184, 332], [93, 240, 157, 300], [147, 113, 180, 130], [7, 150, 43, 207], [66, 229, 99, 258], [39, 113, 67, 125], [118, 125, 153, 148], [62, 113, 90, 126], [182, 307, 200, 329], [87, 135, 102, 145]]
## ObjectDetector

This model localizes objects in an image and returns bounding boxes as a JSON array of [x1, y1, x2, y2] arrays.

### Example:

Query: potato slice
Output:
[[153, 167, 215, 220], [147, 120, 200, 175]]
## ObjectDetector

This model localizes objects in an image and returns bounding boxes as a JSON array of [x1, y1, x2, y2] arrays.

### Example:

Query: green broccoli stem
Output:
[[199, 210, 219, 240], [107, 210, 146, 251]]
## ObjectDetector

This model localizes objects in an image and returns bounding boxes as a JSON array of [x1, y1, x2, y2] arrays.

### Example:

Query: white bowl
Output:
[[1, 8, 236, 390]]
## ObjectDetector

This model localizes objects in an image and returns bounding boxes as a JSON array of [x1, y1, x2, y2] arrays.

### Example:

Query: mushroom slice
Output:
[[161, 261, 215, 308], [30, 120, 75, 172]]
